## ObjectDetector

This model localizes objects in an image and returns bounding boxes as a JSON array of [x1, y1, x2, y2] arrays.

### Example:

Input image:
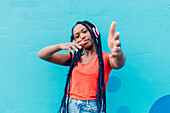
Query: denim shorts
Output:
[[62, 96, 104, 113]]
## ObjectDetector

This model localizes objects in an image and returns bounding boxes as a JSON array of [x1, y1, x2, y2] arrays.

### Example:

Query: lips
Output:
[[83, 39, 89, 42]]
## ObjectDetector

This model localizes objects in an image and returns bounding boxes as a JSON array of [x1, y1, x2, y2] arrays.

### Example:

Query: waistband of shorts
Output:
[[66, 96, 103, 102]]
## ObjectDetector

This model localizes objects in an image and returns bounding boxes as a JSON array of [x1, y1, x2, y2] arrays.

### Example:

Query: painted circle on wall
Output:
[[149, 94, 170, 113], [117, 106, 131, 113], [106, 76, 121, 92]]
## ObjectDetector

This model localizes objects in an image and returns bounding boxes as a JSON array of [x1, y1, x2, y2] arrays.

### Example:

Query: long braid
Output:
[[98, 33, 106, 112], [58, 21, 106, 113], [58, 40, 83, 113]]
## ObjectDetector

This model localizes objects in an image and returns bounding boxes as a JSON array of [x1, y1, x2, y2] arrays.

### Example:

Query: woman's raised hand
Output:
[[59, 39, 86, 53], [108, 21, 122, 58]]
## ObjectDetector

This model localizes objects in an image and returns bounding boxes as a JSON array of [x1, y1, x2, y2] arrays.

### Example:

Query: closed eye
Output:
[[83, 30, 87, 33], [75, 35, 79, 38]]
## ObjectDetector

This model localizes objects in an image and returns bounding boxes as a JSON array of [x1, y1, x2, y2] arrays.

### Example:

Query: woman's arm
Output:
[[38, 44, 62, 60], [108, 21, 126, 69], [37, 44, 70, 66], [37, 39, 85, 66]]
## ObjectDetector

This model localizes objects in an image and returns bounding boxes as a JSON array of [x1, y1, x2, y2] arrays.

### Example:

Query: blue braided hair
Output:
[[58, 20, 106, 113]]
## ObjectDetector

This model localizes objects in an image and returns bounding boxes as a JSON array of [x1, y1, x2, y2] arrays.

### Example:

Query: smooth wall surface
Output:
[[0, 0, 170, 113]]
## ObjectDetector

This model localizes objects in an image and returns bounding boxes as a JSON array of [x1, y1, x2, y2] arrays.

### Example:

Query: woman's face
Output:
[[73, 24, 94, 49]]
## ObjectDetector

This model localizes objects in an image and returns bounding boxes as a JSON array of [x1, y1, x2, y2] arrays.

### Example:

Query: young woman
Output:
[[38, 21, 126, 113]]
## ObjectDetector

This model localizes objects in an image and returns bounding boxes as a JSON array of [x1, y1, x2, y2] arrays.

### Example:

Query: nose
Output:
[[80, 33, 85, 40]]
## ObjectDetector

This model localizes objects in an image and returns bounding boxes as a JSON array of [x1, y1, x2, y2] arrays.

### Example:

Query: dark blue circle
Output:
[[117, 106, 131, 113], [149, 95, 170, 113], [106, 76, 121, 92]]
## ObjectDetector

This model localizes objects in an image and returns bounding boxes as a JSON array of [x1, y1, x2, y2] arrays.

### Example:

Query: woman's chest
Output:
[[73, 58, 99, 75]]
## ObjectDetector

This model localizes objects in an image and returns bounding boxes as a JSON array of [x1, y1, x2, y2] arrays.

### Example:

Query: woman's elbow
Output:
[[37, 52, 46, 60]]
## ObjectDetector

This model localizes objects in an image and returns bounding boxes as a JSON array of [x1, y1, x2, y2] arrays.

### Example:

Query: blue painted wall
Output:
[[0, 0, 170, 113]]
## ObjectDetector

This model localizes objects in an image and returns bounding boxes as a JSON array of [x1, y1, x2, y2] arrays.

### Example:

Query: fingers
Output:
[[108, 21, 122, 58], [109, 21, 116, 37], [60, 41, 83, 53], [69, 40, 87, 53], [112, 47, 121, 53], [78, 41, 87, 46], [109, 32, 120, 50], [74, 38, 88, 46], [70, 45, 79, 52], [75, 43, 82, 49], [109, 47, 122, 58], [68, 44, 82, 53], [68, 47, 74, 53], [67, 38, 86, 53], [115, 40, 121, 48], [113, 32, 120, 40], [109, 52, 121, 58], [75, 38, 83, 43]]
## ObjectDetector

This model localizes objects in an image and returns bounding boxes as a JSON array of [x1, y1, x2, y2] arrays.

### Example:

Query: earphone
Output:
[[92, 26, 100, 38]]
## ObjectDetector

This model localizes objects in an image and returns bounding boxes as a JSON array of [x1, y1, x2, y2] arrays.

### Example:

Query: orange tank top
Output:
[[67, 52, 113, 100]]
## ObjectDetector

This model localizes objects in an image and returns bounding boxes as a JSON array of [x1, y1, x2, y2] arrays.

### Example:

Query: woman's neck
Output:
[[83, 45, 97, 57]]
